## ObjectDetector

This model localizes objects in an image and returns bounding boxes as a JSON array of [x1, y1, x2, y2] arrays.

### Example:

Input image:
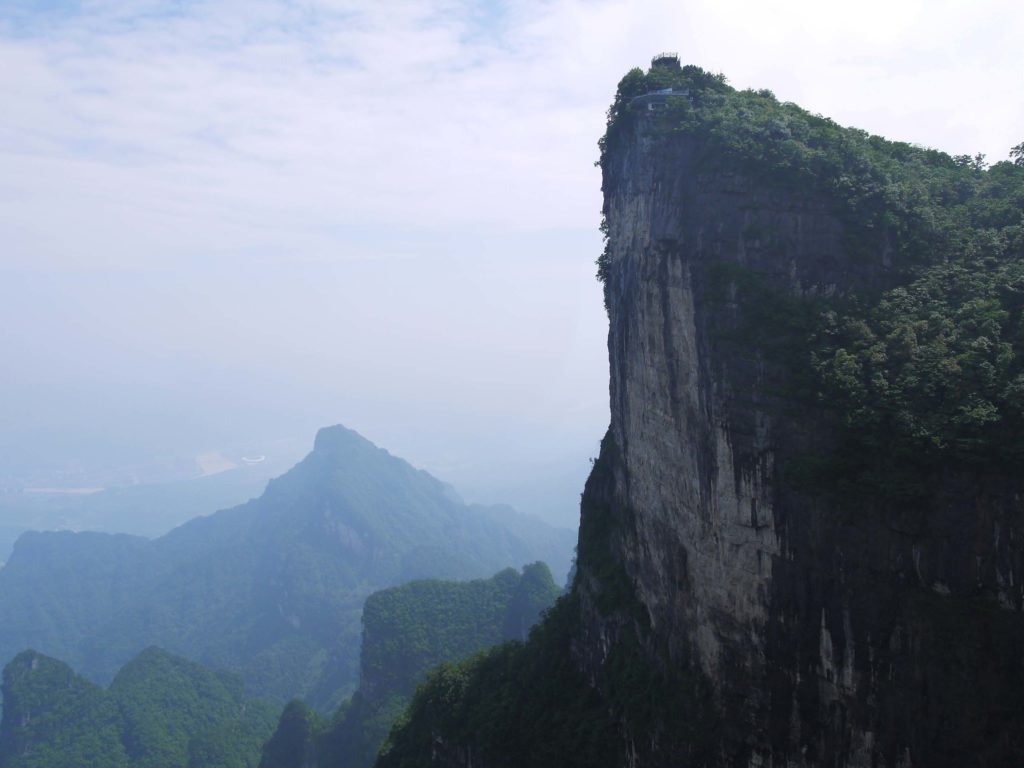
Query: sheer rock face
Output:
[[576, 113, 1024, 766]]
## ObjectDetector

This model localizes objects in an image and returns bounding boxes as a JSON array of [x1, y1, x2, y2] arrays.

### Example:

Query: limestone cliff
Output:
[[576, 63, 1024, 766], [377, 60, 1024, 768]]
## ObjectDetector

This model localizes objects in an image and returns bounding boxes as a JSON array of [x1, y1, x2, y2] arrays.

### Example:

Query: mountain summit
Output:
[[0, 426, 574, 709]]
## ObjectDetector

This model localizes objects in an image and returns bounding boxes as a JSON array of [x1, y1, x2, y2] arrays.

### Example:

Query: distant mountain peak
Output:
[[312, 424, 378, 454], [7, 648, 47, 672], [0, 427, 576, 710]]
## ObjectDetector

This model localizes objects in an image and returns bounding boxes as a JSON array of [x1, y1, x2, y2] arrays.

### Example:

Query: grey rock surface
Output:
[[574, 110, 1024, 766]]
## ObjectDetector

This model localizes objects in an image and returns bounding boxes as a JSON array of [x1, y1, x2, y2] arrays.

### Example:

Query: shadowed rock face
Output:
[[576, 101, 1024, 766]]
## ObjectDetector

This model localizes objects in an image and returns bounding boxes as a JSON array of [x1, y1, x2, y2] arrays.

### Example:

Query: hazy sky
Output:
[[1, 0, 1021, 523]]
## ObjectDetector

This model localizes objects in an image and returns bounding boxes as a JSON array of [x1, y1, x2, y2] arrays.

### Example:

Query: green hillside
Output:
[[0, 648, 277, 768], [260, 563, 562, 768]]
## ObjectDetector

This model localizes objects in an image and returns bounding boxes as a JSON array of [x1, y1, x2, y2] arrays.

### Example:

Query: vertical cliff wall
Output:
[[376, 62, 1024, 768], [575, 67, 1024, 767]]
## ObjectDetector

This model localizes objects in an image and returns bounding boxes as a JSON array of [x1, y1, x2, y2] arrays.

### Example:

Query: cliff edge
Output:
[[378, 58, 1024, 768]]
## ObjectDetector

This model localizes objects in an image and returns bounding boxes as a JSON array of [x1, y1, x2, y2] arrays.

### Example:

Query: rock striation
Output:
[[575, 66, 1024, 766]]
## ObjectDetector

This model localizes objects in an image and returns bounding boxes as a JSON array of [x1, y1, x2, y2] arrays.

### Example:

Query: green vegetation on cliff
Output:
[[260, 563, 562, 768], [602, 58, 1024, 501], [0, 648, 277, 768], [377, 58, 1024, 767], [361, 561, 561, 698], [376, 594, 617, 768]]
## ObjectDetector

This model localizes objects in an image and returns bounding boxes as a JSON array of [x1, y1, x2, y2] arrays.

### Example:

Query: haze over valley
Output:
[[1, 1, 1022, 767]]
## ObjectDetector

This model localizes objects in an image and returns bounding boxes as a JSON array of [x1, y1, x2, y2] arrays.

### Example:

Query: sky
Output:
[[1, 0, 1021, 525]]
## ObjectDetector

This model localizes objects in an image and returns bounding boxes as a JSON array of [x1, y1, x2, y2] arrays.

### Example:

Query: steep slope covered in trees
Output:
[[377, 58, 1024, 767], [260, 563, 561, 768], [0, 426, 574, 710]]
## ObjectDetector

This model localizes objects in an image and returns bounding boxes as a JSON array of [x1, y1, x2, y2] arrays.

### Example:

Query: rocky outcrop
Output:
[[575, 86, 1024, 767]]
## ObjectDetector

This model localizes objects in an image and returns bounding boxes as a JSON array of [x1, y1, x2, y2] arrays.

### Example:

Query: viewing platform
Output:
[[630, 87, 691, 112]]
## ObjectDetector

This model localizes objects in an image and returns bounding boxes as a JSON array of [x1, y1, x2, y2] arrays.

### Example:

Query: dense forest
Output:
[[0, 648, 277, 768], [0, 563, 563, 768], [260, 562, 562, 768]]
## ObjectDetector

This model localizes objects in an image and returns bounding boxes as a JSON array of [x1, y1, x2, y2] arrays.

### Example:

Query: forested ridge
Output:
[[0, 648, 277, 768], [260, 563, 562, 768]]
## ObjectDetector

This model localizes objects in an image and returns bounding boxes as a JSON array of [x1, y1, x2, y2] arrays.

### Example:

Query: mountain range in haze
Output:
[[0, 425, 575, 710]]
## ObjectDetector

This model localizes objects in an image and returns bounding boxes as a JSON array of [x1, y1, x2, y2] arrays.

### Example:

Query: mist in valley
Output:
[[1, 2, 1021, 767]]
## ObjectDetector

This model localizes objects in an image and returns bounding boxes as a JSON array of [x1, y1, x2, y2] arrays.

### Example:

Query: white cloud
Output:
[[0, 0, 1021, 513], [2, 0, 1020, 270]]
